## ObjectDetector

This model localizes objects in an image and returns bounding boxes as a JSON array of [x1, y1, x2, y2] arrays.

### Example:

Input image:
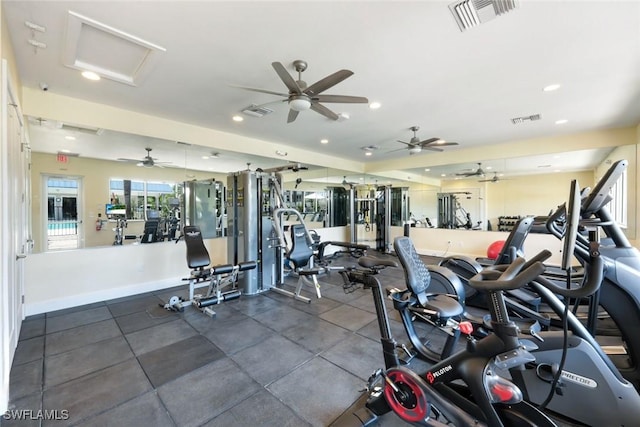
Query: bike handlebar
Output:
[[469, 257, 546, 292]]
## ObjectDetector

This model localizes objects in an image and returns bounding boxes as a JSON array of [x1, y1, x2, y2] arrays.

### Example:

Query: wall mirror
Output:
[[26, 116, 637, 252]]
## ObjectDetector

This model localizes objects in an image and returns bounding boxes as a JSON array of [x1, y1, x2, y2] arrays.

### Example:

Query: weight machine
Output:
[[437, 191, 480, 229], [227, 165, 323, 302]]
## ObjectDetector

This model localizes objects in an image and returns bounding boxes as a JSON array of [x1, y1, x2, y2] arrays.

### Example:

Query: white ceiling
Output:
[[3, 0, 640, 181]]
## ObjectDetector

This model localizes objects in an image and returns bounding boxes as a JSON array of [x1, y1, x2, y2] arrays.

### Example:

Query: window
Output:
[[606, 169, 627, 228], [109, 179, 181, 220]]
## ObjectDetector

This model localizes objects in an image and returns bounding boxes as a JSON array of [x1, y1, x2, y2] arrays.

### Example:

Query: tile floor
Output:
[[6, 254, 437, 427]]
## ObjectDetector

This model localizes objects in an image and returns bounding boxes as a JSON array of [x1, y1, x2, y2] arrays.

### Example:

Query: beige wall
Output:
[[31, 152, 225, 252], [485, 170, 595, 228]]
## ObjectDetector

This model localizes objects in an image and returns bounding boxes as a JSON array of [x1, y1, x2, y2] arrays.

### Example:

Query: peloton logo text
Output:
[[426, 365, 452, 383]]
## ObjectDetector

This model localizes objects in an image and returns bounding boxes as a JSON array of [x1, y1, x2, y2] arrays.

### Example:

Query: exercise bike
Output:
[[332, 253, 560, 426]]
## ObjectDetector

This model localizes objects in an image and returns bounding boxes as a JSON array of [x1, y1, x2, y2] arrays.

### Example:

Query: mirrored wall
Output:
[[28, 117, 638, 252]]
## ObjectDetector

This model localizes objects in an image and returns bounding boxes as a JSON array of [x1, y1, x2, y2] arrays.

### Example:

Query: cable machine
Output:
[[226, 164, 315, 297]]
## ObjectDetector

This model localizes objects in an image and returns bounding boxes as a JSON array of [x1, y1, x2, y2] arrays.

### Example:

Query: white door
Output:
[[1, 60, 27, 412]]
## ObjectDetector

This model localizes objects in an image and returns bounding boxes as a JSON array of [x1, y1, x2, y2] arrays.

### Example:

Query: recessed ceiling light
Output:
[[201, 156, 209, 159], [359, 177, 364, 180], [64, 135, 76, 140], [81, 70, 100, 81], [486, 166, 493, 170], [441, 173, 446, 177], [61, 149, 71, 153], [555, 119, 568, 124], [435, 139, 445, 144], [320, 139, 329, 144], [369, 102, 381, 110], [543, 84, 561, 92], [232, 115, 243, 122], [365, 152, 372, 156], [424, 168, 430, 172], [275, 150, 287, 157], [554, 169, 561, 173]]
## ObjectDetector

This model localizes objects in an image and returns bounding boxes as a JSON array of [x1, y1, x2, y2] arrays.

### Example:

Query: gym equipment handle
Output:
[[535, 254, 603, 299]]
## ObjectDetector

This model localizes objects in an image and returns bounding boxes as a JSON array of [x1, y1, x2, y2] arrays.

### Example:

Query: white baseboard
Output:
[[24, 276, 183, 316]]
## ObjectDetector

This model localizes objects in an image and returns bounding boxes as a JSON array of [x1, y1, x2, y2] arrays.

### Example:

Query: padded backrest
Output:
[[183, 225, 210, 269], [394, 236, 430, 306], [288, 224, 313, 269]]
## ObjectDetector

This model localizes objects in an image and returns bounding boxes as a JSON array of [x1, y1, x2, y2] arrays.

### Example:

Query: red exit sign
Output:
[[56, 153, 68, 163]]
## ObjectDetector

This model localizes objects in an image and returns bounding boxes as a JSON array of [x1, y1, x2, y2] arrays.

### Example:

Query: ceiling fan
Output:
[[342, 176, 358, 189], [456, 162, 485, 177], [478, 172, 507, 183], [234, 60, 369, 123], [117, 148, 170, 168], [390, 126, 459, 155]]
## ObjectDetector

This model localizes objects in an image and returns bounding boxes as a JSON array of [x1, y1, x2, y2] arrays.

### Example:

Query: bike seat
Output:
[[419, 294, 464, 318]]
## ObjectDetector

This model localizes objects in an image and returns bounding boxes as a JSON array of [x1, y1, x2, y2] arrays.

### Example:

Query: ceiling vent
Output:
[[62, 11, 166, 86], [241, 104, 274, 118], [449, 0, 519, 31], [511, 114, 541, 124]]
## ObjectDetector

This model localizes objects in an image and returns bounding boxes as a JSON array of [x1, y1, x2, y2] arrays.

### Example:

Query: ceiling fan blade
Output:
[[229, 84, 289, 97], [304, 69, 353, 96], [116, 158, 140, 163], [272, 62, 302, 95], [396, 140, 414, 146], [419, 137, 441, 145], [434, 142, 459, 147], [422, 146, 444, 152], [313, 95, 368, 103], [310, 102, 339, 120], [287, 109, 300, 123]]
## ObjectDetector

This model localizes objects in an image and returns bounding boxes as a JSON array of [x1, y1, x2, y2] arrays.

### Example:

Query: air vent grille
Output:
[[242, 104, 274, 118], [59, 123, 103, 135], [449, 0, 519, 31], [511, 114, 541, 124], [57, 151, 79, 157]]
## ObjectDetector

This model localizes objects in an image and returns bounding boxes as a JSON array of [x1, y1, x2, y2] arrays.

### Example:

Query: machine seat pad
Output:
[[421, 294, 464, 319], [211, 264, 234, 275], [358, 256, 398, 269], [238, 261, 257, 271]]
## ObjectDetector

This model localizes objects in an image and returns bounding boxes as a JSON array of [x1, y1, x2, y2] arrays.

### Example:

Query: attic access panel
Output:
[[63, 11, 166, 86]]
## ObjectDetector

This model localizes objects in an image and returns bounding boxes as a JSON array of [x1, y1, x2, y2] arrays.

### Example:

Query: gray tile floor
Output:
[[6, 254, 430, 427]]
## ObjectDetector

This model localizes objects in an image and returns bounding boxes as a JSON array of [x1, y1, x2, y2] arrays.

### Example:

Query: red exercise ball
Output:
[[487, 240, 505, 260]]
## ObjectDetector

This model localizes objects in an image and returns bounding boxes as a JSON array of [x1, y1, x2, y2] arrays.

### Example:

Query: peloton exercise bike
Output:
[[334, 179, 640, 426]]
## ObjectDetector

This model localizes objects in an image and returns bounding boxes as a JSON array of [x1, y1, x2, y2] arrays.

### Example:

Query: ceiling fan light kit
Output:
[[289, 96, 312, 111]]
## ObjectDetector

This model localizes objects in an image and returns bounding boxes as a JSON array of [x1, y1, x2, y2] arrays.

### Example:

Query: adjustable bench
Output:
[[161, 225, 256, 317]]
